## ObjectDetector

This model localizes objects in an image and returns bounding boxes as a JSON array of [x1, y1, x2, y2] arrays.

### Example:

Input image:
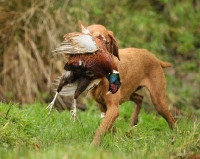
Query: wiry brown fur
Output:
[[86, 24, 119, 60], [89, 48, 175, 146]]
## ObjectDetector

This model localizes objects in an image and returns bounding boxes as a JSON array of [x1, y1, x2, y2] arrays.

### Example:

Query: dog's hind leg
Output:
[[144, 72, 175, 129], [130, 92, 143, 126]]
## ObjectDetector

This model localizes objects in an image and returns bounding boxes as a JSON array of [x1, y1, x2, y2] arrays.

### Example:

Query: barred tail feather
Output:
[[52, 77, 101, 97], [52, 76, 77, 96]]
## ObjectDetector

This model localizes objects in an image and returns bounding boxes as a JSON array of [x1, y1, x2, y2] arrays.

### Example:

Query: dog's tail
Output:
[[159, 60, 172, 68]]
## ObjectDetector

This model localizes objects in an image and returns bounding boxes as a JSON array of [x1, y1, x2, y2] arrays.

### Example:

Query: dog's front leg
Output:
[[91, 105, 119, 146]]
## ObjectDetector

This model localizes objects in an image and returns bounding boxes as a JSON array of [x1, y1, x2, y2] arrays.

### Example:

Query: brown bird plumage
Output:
[[65, 33, 118, 79]]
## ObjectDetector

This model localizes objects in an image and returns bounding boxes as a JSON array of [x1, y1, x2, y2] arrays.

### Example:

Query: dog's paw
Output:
[[100, 112, 106, 118]]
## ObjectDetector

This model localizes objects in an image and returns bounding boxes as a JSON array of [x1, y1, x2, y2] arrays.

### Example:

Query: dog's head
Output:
[[87, 25, 119, 60], [78, 21, 119, 60]]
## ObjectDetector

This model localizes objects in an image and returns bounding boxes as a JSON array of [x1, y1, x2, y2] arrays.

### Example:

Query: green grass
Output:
[[0, 102, 200, 159]]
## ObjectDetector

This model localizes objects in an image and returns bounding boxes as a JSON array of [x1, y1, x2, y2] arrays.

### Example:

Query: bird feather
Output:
[[53, 33, 99, 55], [52, 77, 101, 97]]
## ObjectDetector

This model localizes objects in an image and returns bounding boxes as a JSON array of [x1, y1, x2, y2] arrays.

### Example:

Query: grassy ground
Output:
[[0, 102, 200, 159]]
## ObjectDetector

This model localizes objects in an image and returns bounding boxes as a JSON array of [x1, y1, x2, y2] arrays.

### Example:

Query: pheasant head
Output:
[[106, 71, 121, 95]]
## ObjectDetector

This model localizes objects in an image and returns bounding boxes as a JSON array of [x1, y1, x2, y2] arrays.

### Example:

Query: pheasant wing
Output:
[[52, 77, 77, 96], [52, 77, 101, 97], [53, 33, 99, 55]]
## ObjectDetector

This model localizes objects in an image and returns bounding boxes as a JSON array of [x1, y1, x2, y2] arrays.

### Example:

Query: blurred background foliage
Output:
[[0, 0, 199, 112]]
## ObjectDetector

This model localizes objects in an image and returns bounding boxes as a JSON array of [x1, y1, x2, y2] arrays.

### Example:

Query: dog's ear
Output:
[[108, 30, 119, 60]]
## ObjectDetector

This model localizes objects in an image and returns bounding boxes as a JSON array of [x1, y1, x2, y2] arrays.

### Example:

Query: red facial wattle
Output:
[[110, 84, 118, 93]]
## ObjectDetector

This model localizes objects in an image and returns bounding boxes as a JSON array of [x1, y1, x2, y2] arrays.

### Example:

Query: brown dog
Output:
[[89, 48, 176, 146]]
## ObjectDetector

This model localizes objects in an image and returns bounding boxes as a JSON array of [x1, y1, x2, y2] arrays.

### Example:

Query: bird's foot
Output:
[[46, 92, 58, 114], [46, 102, 54, 114], [71, 109, 77, 123], [70, 99, 77, 123]]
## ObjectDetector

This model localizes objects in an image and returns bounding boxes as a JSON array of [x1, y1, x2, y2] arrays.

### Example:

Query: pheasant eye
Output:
[[85, 70, 94, 77]]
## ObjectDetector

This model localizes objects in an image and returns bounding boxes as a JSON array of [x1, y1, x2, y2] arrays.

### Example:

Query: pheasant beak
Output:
[[106, 91, 112, 95]]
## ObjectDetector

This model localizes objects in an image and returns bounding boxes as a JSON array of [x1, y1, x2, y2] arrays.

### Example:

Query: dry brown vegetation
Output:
[[0, 0, 81, 106]]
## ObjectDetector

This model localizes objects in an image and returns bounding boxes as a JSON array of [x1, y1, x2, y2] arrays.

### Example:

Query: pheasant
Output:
[[47, 31, 121, 121]]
